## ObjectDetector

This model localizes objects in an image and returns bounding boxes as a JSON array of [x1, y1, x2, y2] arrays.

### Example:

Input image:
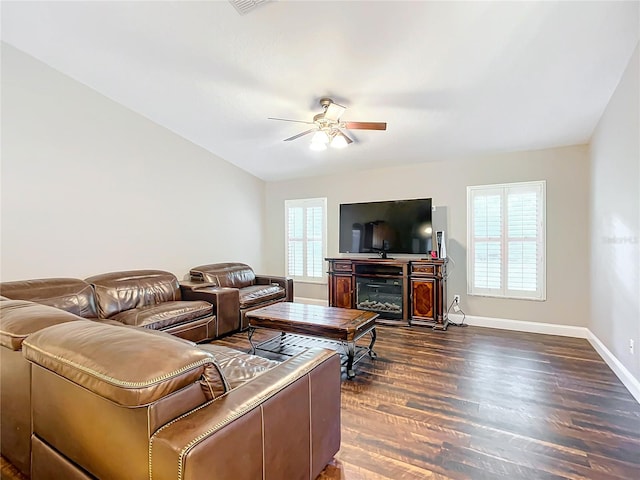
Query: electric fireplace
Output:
[[355, 277, 403, 319]]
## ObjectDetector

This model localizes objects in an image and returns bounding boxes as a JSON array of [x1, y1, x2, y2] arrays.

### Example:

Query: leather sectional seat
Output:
[[1, 270, 219, 342], [22, 320, 341, 480], [0, 299, 86, 476], [85, 269, 217, 340]]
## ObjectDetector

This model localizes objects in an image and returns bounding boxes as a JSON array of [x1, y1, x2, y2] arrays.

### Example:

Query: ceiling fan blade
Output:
[[324, 102, 346, 121], [338, 129, 354, 144], [268, 117, 315, 125], [283, 129, 316, 141], [343, 121, 387, 131]]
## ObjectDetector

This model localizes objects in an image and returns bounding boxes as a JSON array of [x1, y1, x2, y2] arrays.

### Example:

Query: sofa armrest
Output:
[[255, 275, 294, 302], [180, 284, 240, 337], [149, 348, 341, 480]]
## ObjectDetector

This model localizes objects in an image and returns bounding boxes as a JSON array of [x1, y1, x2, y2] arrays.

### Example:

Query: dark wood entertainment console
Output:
[[326, 257, 449, 330]]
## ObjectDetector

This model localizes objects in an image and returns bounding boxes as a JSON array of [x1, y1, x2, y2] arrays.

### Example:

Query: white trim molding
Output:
[[448, 313, 640, 404], [586, 330, 640, 404], [448, 313, 589, 338], [293, 296, 328, 306]]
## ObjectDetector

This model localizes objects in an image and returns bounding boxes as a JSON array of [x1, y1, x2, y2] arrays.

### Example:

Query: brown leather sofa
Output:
[[183, 262, 293, 331], [0, 271, 227, 342], [0, 299, 86, 476], [23, 321, 341, 480]]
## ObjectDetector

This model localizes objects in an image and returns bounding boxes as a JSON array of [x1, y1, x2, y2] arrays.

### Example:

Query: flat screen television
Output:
[[339, 198, 433, 256]]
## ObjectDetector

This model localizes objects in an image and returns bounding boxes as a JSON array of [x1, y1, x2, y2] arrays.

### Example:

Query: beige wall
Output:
[[1, 44, 265, 281], [265, 145, 590, 326], [590, 43, 640, 382]]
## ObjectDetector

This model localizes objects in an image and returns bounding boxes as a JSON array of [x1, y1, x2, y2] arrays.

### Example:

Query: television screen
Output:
[[339, 198, 433, 255]]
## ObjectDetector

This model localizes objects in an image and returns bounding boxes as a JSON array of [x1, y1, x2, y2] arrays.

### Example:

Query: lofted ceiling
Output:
[[2, 1, 639, 182]]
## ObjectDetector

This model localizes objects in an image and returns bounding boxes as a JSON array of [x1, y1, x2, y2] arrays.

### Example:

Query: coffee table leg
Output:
[[346, 342, 356, 379], [248, 327, 257, 354], [368, 328, 378, 358]]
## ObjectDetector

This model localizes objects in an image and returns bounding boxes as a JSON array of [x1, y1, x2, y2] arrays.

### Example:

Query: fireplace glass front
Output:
[[355, 277, 403, 319]]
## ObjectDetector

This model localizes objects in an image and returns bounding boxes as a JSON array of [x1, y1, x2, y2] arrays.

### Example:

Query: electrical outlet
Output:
[[453, 294, 460, 304], [630, 339, 635, 355]]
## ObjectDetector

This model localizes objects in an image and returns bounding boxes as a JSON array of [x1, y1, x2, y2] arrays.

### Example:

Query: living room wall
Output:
[[1, 44, 265, 281], [589, 43, 639, 385], [264, 145, 590, 328]]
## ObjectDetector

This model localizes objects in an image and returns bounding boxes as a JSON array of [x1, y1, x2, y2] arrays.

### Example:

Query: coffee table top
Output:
[[246, 303, 378, 342]]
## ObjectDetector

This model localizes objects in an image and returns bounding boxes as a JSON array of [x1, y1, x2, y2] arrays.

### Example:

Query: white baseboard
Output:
[[293, 296, 329, 306], [448, 313, 590, 338], [448, 313, 640, 404], [586, 331, 640, 404]]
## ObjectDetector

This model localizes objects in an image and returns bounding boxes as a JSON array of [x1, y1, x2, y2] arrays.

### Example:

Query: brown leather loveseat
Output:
[[23, 321, 341, 479], [183, 262, 293, 331]]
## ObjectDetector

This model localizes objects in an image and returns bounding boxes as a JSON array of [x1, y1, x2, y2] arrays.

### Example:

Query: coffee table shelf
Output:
[[246, 303, 378, 378], [250, 332, 376, 378]]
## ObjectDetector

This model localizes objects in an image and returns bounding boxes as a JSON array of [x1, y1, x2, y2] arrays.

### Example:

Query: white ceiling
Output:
[[2, 1, 639, 181]]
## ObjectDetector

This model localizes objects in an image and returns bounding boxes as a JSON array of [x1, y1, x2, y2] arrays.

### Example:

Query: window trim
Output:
[[284, 197, 327, 283], [467, 181, 546, 301]]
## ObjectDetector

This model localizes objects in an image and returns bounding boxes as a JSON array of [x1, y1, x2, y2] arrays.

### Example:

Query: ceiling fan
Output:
[[268, 98, 387, 150]]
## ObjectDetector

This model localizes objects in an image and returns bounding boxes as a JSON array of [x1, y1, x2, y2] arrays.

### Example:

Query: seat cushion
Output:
[[238, 284, 286, 308], [0, 300, 85, 351], [199, 344, 280, 389], [111, 300, 213, 330]]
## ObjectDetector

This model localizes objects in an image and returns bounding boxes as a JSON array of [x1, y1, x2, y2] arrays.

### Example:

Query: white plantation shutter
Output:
[[285, 198, 327, 281], [467, 182, 545, 300]]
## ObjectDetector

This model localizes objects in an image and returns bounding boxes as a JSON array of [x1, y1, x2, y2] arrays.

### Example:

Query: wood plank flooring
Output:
[[218, 325, 640, 480], [2, 325, 639, 479]]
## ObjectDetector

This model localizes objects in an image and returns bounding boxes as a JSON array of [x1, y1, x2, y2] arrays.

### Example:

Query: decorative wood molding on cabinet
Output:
[[326, 258, 448, 330]]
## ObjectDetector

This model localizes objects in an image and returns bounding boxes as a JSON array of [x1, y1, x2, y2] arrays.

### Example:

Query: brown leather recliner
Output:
[[23, 321, 341, 480], [183, 262, 294, 331], [0, 299, 85, 477]]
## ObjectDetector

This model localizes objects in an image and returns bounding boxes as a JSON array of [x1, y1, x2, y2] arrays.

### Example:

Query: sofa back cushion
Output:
[[85, 270, 181, 319], [0, 300, 84, 351], [189, 262, 256, 289], [22, 321, 228, 406], [0, 278, 98, 319]]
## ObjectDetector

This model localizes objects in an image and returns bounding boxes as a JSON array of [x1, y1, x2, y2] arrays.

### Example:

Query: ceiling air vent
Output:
[[228, 0, 273, 15]]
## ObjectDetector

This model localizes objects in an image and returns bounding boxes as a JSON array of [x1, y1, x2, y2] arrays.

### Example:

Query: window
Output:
[[285, 198, 327, 282], [467, 181, 546, 300]]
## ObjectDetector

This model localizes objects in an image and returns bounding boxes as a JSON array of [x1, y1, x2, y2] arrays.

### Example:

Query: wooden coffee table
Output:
[[246, 303, 378, 378]]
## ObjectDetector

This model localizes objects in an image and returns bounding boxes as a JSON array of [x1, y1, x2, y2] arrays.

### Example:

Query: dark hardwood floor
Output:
[[219, 325, 640, 480], [3, 325, 639, 479]]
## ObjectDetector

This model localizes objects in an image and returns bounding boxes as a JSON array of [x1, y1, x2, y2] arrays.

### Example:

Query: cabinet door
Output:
[[411, 278, 435, 321], [331, 275, 353, 308]]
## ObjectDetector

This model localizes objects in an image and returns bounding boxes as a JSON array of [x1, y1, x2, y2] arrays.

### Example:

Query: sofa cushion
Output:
[[199, 344, 280, 389], [22, 322, 228, 406], [238, 284, 286, 308], [0, 278, 98, 319], [86, 270, 181, 319], [111, 300, 213, 330], [0, 300, 84, 350], [190, 263, 256, 289]]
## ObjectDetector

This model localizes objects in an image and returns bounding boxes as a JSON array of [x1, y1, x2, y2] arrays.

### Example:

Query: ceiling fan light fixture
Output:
[[311, 130, 330, 144], [330, 132, 349, 149], [309, 141, 327, 151]]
